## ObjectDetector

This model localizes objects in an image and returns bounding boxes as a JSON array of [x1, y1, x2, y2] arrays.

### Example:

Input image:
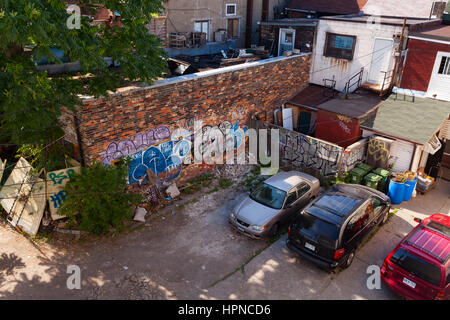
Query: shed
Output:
[[361, 94, 450, 174]]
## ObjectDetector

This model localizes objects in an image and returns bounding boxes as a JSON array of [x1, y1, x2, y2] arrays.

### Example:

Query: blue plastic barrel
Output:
[[388, 179, 406, 204], [403, 178, 417, 201]]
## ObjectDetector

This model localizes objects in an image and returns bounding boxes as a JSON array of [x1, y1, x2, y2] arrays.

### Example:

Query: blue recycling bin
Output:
[[403, 178, 417, 202], [388, 179, 406, 205]]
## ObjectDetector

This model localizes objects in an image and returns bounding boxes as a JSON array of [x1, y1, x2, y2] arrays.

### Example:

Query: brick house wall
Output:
[[400, 38, 450, 92], [66, 54, 311, 183]]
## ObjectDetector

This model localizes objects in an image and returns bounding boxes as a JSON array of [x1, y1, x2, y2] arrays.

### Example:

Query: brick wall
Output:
[[401, 39, 450, 92], [68, 54, 311, 183]]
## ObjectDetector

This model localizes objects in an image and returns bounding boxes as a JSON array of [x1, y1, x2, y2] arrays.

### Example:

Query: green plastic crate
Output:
[[364, 173, 383, 189], [348, 167, 367, 184]]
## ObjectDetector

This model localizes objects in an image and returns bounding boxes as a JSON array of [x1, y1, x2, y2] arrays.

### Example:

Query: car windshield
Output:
[[390, 249, 442, 287], [250, 183, 286, 210], [297, 212, 340, 245]]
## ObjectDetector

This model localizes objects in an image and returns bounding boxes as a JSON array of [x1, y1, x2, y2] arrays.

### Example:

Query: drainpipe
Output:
[[245, 0, 254, 48]]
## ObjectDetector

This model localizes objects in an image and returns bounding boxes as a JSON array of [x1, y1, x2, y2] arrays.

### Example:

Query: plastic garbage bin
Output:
[[373, 168, 390, 192], [403, 178, 417, 201], [356, 163, 373, 175], [364, 173, 383, 189], [348, 168, 367, 184], [388, 179, 406, 205]]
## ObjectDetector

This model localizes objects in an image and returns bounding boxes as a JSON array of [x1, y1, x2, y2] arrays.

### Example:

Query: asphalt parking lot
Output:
[[0, 180, 448, 300]]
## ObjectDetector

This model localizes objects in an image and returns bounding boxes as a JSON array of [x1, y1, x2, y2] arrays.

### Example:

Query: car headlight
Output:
[[250, 225, 265, 232], [230, 212, 236, 219]]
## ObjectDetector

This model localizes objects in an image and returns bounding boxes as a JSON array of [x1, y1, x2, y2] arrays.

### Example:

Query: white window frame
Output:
[[226, 3, 237, 16], [194, 20, 210, 41]]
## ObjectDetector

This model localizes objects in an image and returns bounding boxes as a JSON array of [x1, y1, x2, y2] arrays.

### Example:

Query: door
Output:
[[298, 111, 312, 135], [278, 28, 295, 56], [368, 38, 394, 84], [389, 140, 415, 173], [427, 51, 450, 101]]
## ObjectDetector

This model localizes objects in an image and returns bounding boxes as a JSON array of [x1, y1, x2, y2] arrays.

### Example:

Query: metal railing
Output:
[[344, 67, 364, 97], [380, 69, 395, 96]]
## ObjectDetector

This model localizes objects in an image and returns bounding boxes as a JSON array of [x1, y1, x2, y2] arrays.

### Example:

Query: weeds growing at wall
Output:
[[59, 159, 142, 235]]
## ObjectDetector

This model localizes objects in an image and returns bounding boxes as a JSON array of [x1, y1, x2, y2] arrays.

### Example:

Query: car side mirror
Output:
[[413, 217, 422, 223]]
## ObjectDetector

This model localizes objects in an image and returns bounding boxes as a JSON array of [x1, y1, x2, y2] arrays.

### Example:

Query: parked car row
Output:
[[228, 170, 449, 300]]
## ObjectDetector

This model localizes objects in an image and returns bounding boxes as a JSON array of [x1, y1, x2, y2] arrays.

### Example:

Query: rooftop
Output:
[[287, 0, 367, 15], [258, 18, 318, 26], [361, 95, 450, 144], [286, 84, 335, 108], [409, 25, 450, 43], [314, 90, 382, 119], [321, 14, 441, 27]]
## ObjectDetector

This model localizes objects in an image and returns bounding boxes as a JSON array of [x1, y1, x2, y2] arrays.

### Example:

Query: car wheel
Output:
[[342, 251, 355, 269], [270, 223, 280, 237]]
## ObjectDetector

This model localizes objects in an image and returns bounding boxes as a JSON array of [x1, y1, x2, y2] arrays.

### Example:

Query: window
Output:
[[438, 56, 450, 75], [250, 183, 286, 210], [297, 183, 311, 198], [227, 18, 239, 38], [324, 33, 357, 60], [226, 4, 236, 16], [390, 249, 442, 287], [343, 203, 370, 242], [285, 191, 297, 207], [297, 212, 340, 244], [371, 197, 385, 217], [194, 20, 209, 41]]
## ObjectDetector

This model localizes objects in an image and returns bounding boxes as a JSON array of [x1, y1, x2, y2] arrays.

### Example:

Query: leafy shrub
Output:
[[59, 159, 142, 235]]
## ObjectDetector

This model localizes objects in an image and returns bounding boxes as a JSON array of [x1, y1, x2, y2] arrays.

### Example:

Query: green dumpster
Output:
[[373, 168, 390, 192], [364, 173, 383, 190], [348, 168, 367, 184], [356, 163, 373, 175]]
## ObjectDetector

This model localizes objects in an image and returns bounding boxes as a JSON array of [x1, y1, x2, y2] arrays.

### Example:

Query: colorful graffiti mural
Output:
[[102, 126, 171, 166], [102, 121, 248, 185]]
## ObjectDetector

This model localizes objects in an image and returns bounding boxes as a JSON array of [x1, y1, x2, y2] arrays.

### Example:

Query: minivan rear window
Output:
[[390, 249, 442, 287], [296, 212, 340, 244]]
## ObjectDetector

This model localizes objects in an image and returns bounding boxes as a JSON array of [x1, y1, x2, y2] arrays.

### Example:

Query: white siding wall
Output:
[[310, 19, 403, 92]]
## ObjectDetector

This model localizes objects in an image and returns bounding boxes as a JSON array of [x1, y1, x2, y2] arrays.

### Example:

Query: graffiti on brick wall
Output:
[[201, 121, 248, 159], [128, 138, 192, 184], [102, 121, 248, 185], [280, 128, 343, 176], [341, 139, 368, 172], [102, 126, 171, 166]]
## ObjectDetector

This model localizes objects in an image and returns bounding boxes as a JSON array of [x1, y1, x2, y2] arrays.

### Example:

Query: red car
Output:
[[381, 213, 449, 300]]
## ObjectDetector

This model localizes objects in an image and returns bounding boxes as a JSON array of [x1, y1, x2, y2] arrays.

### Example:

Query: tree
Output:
[[0, 0, 167, 170], [59, 159, 143, 234]]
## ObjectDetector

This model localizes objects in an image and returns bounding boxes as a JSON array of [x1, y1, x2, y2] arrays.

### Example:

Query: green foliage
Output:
[[0, 0, 168, 169], [218, 178, 233, 189], [59, 159, 142, 234]]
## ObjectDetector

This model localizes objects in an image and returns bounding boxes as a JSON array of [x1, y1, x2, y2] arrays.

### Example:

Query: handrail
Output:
[[344, 67, 364, 97], [380, 69, 394, 96]]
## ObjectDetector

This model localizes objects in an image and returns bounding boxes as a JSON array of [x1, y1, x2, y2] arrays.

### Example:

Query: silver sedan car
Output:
[[229, 171, 320, 239]]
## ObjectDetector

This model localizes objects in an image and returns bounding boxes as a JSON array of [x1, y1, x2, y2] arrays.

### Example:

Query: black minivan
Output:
[[286, 183, 391, 270]]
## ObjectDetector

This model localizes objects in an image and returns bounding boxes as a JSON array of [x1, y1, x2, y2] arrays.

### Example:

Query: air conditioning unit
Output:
[[214, 30, 227, 43]]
